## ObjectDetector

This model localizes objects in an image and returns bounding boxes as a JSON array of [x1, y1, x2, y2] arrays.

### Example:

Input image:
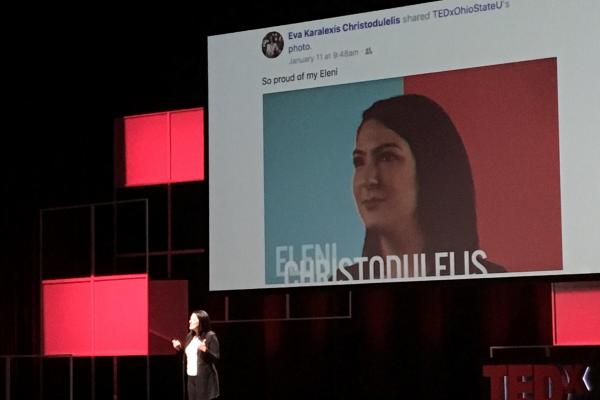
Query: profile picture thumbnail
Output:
[[262, 31, 284, 58]]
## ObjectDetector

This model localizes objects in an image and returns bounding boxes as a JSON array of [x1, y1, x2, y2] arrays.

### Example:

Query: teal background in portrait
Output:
[[263, 78, 404, 284]]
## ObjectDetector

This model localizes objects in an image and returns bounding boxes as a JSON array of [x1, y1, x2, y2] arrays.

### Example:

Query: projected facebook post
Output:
[[208, 0, 600, 291]]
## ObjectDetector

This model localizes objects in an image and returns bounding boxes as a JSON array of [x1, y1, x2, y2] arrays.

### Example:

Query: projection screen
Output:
[[208, 0, 600, 290]]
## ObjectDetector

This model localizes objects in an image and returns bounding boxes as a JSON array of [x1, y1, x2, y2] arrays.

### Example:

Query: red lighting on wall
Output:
[[553, 281, 600, 345], [92, 275, 148, 356], [124, 113, 171, 186], [171, 109, 205, 183], [119, 108, 204, 187], [42, 274, 188, 356], [42, 277, 94, 355]]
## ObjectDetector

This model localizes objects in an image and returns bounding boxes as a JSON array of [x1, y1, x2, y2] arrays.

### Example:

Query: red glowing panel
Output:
[[43, 275, 188, 356], [43, 274, 148, 356], [170, 109, 205, 182], [124, 113, 170, 186], [93, 274, 148, 355], [43, 278, 93, 356], [553, 281, 600, 345], [120, 108, 205, 186]]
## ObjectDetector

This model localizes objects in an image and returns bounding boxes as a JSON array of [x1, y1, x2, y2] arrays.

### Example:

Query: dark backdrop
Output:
[[1, 2, 591, 399]]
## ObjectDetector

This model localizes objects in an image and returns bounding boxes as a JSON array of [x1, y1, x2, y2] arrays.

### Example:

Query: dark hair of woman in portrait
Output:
[[340, 94, 504, 279], [172, 310, 220, 400]]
